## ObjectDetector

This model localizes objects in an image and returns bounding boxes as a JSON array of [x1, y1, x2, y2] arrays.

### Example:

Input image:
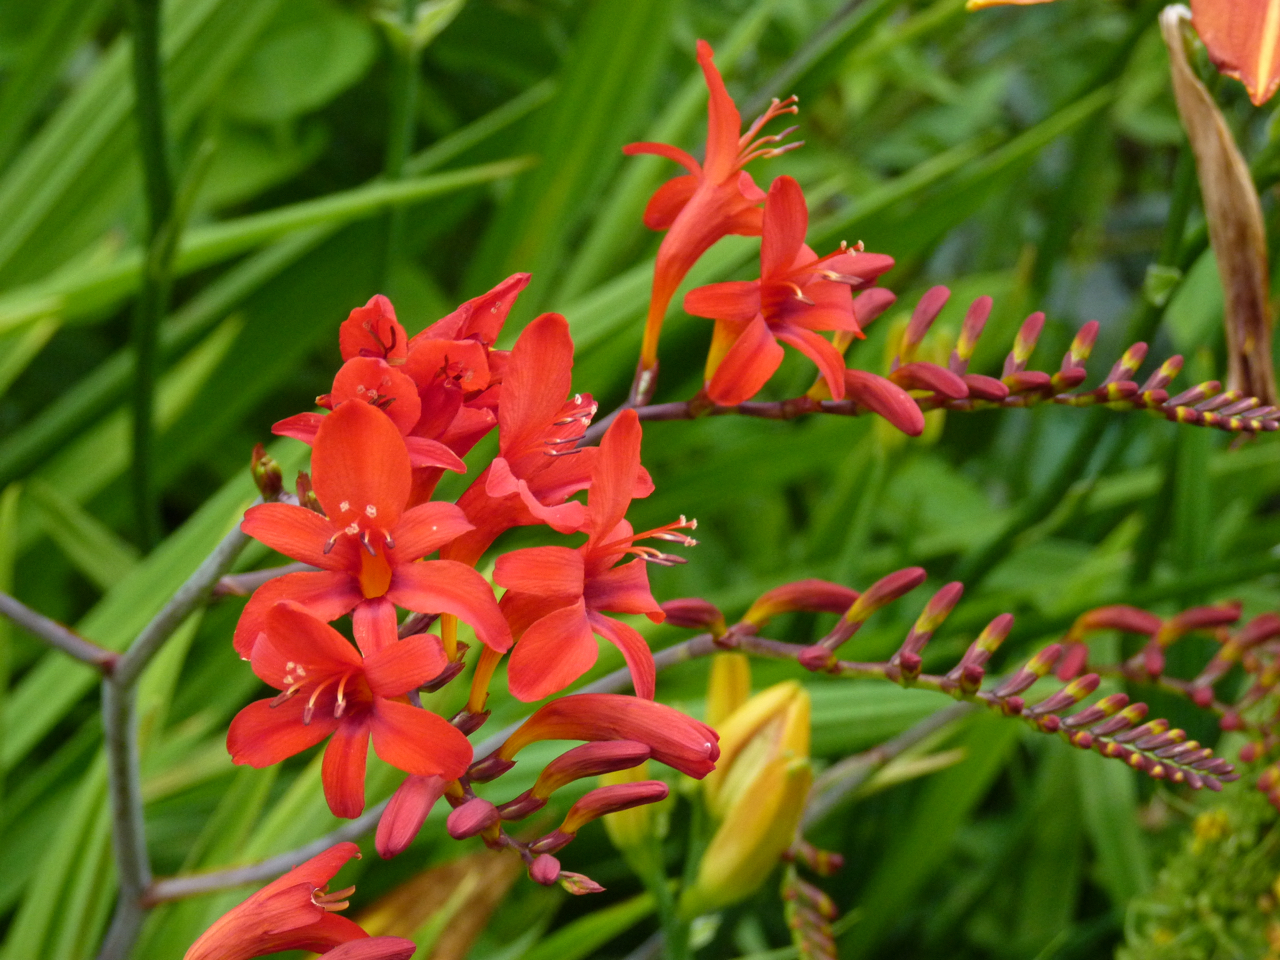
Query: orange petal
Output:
[[312, 400, 412, 528], [1192, 0, 1280, 105], [370, 700, 473, 778]]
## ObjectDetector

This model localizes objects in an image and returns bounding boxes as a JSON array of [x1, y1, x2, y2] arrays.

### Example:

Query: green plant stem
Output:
[[628, 844, 682, 960], [380, 0, 422, 284], [125, 0, 176, 551]]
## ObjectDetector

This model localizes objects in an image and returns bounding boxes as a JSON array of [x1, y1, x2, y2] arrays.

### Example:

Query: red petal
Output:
[[364, 633, 448, 697], [499, 313, 574, 454], [388, 560, 512, 652], [272, 411, 324, 446], [706, 314, 785, 405], [233, 571, 362, 660], [853, 288, 897, 327], [329, 358, 422, 435], [390, 501, 474, 564], [340, 294, 407, 362], [312, 400, 412, 528], [844, 369, 925, 436], [415, 272, 531, 346], [507, 599, 600, 702], [623, 141, 702, 174], [696, 39, 743, 182], [642, 174, 700, 230], [322, 719, 370, 818], [485, 457, 587, 533], [499, 589, 561, 639], [584, 558, 661, 619], [259, 842, 362, 896], [775, 325, 848, 400], [494, 546, 584, 598], [589, 612, 656, 699], [402, 338, 490, 394], [376, 774, 445, 859], [369, 700, 473, 777], [351, 597, 399, 657], [761, 177, 808, 278], [586, 410, 643, 544], [256, 601, 363, 685], [683, 281, 761, 323], [1192, 0, 1280, 105], [227, 696, 337, 768], [323, 937, 418, 960], [241, 503, 343, 571]]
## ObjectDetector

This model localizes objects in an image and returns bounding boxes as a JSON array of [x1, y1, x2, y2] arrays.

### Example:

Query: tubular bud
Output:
[[558, 781, 669, 837], [842, 568, 927, 629], [703, 680, 810, 816], [600, 760, 664, 851], [531, 741, 652, 799], [896, 286, 950, 366], [376, 775, 446, 859], [250, 444, 284, 501], [446, 797, 500, 839], [661, 598, 727, 637], [1067, 605, 1161, 641], [950, 296, 993, 372], [743, 579, 859, 629], [1003, 312, 1045, 376]]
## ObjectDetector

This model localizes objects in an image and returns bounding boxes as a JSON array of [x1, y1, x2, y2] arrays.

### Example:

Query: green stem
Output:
[[629, 843, 683, 960], [380, 0, 421, 284], [124, 0, 175, 550]]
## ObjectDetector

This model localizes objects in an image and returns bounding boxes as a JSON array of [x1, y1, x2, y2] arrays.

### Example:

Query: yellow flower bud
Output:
[[703, 680, 810, 816], [682, 756, 813, 916], [706, 653, 752, 730]]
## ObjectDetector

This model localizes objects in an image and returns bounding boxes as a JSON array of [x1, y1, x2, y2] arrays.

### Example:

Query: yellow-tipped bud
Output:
[[706, 653, 752, 730], [682, 756, 813, 916], [703, 680, 810, 816], [600, 761, 663, 851]]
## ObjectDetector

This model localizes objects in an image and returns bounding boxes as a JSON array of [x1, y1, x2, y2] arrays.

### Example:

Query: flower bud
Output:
[[706, 653, 752, 729], [743, 580, 859, 629], [661, 598, 727, 637], [446, 797, 499, 840], [376, 775, 446, 859], [529, 854, 561, 886], [599, 760, 667, 852], [531, 741, 651, 800], [250, 444, 284, 501], [681, 756, 813, 916], [703, 680, 810, 816], [559, 871, 605, 895]]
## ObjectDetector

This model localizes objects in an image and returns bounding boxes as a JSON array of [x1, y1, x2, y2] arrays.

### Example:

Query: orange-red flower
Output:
[[236, 399, 511, 657], [495, 411, 688, 702], [625, 39, 801, 392], [444, 313, 652, 565], [227, 601, 472, 818], [685, 176, 893, 405], [184, 842, 415, 960]]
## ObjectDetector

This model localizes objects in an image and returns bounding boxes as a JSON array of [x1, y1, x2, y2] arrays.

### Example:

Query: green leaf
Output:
[[25, 479, 140, 591], [518, 890, 656, 960]]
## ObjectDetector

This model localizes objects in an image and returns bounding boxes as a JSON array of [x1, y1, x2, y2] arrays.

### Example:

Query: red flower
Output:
[[228, 601, 472, 818], [624, 39, 800, 391], [444, 313, 652, 565], [184, 842, 415, 960], [685, 176, 893, 405], [236, 399, 511, 657], [484, 692, 721, 779], [495, 411, 690, 702]]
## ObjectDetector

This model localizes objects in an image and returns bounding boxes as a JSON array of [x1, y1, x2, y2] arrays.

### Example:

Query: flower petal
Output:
[[415, 272, 531, 346], [622, 141, 702, 175], [241, 503, 343, 571], [585, 410, 643, 544], [233, 571, 362, 660], [683, 281, 761, 323], [312, 400, 412, 529], [340, 294, 406, 362], [761, 176, 808, 278], [330, 358, 422, 435], [775, 325, 848, 400], [364, 633, 449, 697], [390, 501, 474, 564], [227, 696, 337, 768], [642, 173, 699, 230], [272, 411, 324, 446], [1191, 0, 1280, 106], [351, 597, 400, 657], [256, 601, 364, 684], [402, 338, 490, 395], [696, 40, 743, 182], [499, 313, 574, 453], [584, 558, 661, 619], [485, 457, 587, 533], [589, 612, 656, 699], [369, 700, 473, 778], [322, 718, 371, 818], [494, 546, 584, 598], [706, 314, 785, 405], [322, 936, 418, 960], [388, 560, 512, 652], [507, 599, 599, 702]]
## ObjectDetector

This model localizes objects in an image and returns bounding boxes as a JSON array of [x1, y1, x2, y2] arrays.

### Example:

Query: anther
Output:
[[323, 535, 339, 555], [360, 530, 377, 556]]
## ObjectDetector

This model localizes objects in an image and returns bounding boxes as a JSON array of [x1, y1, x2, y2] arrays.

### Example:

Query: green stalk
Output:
[[627, 842, 683, 960], [380, 0, 422, 285], [124, 0, 175, 550]]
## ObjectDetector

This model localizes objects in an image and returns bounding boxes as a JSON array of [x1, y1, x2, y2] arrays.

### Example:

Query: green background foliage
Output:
[[2, 0, 1279, 957]]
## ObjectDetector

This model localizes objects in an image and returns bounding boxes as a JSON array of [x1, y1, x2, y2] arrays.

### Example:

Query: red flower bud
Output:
[[661, 598, 727, 635], [531, 741, 652, 799], [446, 797, 499, 839], [377, 775, 446, 859], [844, 370, 925, 436], [530, 854, 561, 886], [743, 580, 858, 628]]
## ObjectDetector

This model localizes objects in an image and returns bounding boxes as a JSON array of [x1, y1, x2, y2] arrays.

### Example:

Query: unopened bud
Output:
[[530, 854, 561, 886], [295, 471, 323, 514], [744, 580, 859, 629], [704, 681, 810, 816], [559, 781, 669, 837], [897, 286, 950, 364], [559, 871, 605, 895], [1067, 605, 1160, 641], [377, 775, 446, 859], [250, 444, 284, 501], [661, 598, 727, 637], [446, 797, 499, 839], [1157, 602, 1243, 646], [532, 741, 651, 799], [600, 761, 665, 851]]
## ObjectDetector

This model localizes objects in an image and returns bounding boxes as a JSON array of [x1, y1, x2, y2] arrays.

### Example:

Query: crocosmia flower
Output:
[[625, 39, 801, 387], [184, 841, 415, 960], [227, 601, 472, 818], [685, 175, 893, 405], [496, 410, 693, 702], [236, 399, 511, 657]]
